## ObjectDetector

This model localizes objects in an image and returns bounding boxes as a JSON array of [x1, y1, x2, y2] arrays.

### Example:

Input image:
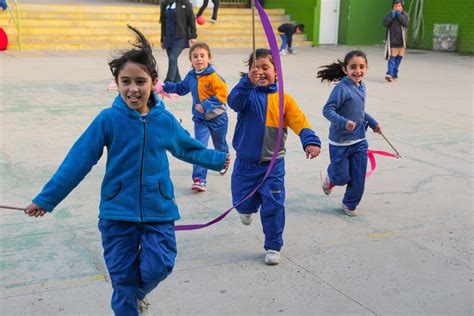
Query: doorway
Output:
[[319, 0, 340, 44]]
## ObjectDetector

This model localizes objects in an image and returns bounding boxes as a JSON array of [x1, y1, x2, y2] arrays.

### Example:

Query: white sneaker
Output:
[[265, 250, 281, 265], [341, 203, 358, 216], [279, 49, 287, 56], [322, 175, 334, 195], [210, 19, 217, 24], [239, 213, 253, 225], [138, 297, 150, 313]]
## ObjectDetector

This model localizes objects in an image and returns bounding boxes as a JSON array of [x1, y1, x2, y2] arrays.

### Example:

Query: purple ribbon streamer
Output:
[[175, 0, 284, 231]]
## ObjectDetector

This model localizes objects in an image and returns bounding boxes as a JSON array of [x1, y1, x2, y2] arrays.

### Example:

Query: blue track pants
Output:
[[99, 219, 176, 316]]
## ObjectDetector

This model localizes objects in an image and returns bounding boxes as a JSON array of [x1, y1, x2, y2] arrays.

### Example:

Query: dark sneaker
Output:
[[219, 166, 229, 176]]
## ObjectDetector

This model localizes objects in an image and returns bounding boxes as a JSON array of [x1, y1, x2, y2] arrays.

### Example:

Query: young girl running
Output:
[[162, 42, 229, 192], [24, 26, 229, 315], [228, 48, 321, 265], [317, 50, 382, 216]]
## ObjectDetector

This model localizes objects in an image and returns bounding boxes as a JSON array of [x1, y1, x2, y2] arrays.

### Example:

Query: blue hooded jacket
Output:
[[33, 94, 226, 222]]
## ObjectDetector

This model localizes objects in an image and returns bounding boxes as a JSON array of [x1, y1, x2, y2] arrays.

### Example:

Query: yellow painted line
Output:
[[368, 231, 399, 238]]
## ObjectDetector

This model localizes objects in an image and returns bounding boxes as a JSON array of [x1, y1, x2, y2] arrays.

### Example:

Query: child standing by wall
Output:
[[24, 26, 229, 315], [228, 48, 321, 265], [317, 50, 382, 216], [383, 0, 410, 82], [162, 42, 229, 192], [277, 23, 304, 55]]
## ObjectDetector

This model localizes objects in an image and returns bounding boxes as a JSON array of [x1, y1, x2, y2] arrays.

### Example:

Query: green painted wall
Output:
[[338, 0, 388, 45], [405, 0, 474, 53], [264, 0, 319, 46]]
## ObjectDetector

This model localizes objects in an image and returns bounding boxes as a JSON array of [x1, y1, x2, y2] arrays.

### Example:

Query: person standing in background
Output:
[[160, 0, 198, 82], [383, 0, 410, 82]]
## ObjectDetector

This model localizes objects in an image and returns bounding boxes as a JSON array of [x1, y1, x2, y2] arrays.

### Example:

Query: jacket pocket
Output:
[[159, 179, 175, 200], [103, 181, 122, 201], [142, 177, 177, 218]]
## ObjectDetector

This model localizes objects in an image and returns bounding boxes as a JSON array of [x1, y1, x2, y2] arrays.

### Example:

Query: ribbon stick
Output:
[[175, 0, 283, 231], [0, 205, 25, 211], [380, 132, 401, 158], [251, 0, 257, 66]]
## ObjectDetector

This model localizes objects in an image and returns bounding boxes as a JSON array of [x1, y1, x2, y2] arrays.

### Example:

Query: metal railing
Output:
[[5, 0, 22, 50]]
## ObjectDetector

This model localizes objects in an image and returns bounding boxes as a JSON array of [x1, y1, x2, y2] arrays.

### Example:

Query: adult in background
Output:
[[196, 0, 220, 24], [277, 23, 304, 56], [160, 0, 198, 82], [383, 0, 409, 82]]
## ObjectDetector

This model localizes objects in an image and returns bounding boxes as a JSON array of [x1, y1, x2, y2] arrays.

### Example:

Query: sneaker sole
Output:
[[265, 260, 280, 266], [191, 186, 206, 192], [385, 75, 393, 82]]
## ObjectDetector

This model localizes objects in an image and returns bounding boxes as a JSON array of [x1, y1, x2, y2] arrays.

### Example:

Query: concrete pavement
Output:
[[0, 45, 473, 315]]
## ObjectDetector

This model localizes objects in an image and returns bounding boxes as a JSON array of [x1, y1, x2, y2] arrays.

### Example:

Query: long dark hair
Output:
[[108, 25, 158, 105], [316, 50, 368, 83]]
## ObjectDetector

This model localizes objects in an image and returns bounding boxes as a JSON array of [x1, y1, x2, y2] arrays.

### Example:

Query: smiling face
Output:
[[117, 62, 156, 114], [254, 56, 276, 86], [343, 56, 368, 84], [190, 47, 211, 72]]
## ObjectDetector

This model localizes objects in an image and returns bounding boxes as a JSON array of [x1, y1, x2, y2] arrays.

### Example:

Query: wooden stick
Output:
[[251, 0, 256, 67], [380, 132, 401, 158], [0, 205, 26, 211]]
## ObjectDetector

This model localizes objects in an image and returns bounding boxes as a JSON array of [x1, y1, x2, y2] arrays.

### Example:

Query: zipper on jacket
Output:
[[139, 118, 147, 222]]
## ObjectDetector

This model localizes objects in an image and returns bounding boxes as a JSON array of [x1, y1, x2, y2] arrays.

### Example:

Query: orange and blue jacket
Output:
[[163, 65, 228, 121], [228, 75, 321, 163]]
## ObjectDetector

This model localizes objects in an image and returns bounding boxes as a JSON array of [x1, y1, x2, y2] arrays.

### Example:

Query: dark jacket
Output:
[[383, 11, 409, 58], [160, 0, 197, 44], [277, 23, 297, 47]]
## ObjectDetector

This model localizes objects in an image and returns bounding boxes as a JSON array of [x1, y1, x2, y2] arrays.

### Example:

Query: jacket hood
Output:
[[112, 93, 166, 120], [256, 81, 278, 94], [191, 64, 216, 77]]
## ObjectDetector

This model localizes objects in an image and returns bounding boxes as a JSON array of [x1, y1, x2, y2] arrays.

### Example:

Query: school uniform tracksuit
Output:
[[164, 64, 229, 183], [322, 76, 378, 210], [228, 75, 321, 251], [33, 94, 226, 315], [383, 11, 410, 78]]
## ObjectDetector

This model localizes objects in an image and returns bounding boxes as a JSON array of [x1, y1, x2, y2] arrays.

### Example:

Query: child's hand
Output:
[[224, 153, 231, 169], [24, 203, 46, 217], [195, 104, 205, 113], [372, 124, 383, 134], [346, 120, 356, 131], [248, 68, 262, 85], [305, 145, 320, 159]]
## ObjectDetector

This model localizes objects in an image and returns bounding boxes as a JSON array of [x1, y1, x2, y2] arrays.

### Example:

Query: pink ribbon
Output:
[[366, 149, 398, 177]]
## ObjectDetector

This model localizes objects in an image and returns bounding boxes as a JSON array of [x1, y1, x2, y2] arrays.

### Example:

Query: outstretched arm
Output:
[[31, 114, 107, 213], [167, 115, 227, 171], [163, 75, 191, 96]]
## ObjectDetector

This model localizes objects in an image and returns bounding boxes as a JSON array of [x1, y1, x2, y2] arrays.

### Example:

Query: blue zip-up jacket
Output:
[[228, 75, 321, 162], [322, 76, 378, 144], [33, 94, 226, 222], [163, 64, 228, 121]]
